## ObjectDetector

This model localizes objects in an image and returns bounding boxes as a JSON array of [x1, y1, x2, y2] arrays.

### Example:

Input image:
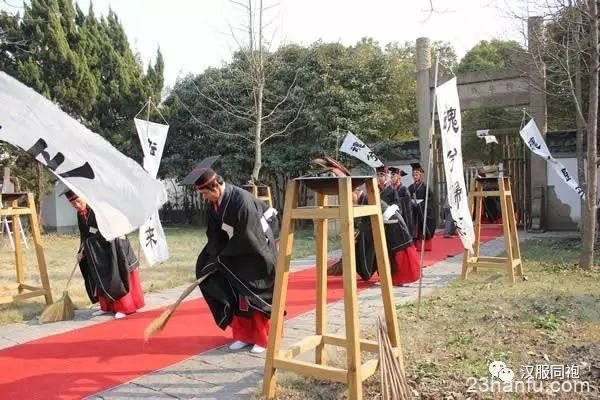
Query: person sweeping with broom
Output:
[[176, 156, 278, 354], [64, 188, 145, 319]]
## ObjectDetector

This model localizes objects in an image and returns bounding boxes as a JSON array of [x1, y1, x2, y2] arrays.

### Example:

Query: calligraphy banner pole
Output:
[[416, 54, 440, 318]]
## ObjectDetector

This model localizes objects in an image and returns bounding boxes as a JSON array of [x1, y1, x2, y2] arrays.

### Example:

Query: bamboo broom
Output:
[[377, 317, 412, 399], [144, 272, 214, 341], [39, 260, 79, 323]]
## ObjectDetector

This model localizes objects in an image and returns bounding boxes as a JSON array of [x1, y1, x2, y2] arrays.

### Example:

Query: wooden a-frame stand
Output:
[[262, 176, 403, 400], [0, 193, 53, 306], [242, 183, 273, 207], [462, 176, 524, 283]]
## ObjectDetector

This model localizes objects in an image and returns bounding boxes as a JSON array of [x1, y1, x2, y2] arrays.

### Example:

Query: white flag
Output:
[[520, 119, 585, 199], [134, 118, 169, 179], [436, 77, 475, 253], [134, 118, 170, 266], [339, 131, 383, 168], [0, 71, 167, 240], [138, 212, 169, 265]]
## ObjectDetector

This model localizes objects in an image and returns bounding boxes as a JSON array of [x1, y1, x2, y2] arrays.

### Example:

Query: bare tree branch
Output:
[[261, 69, 299, 121], [420, 0, 452, 23], [188, 79, 256, 123], [563, 28, 589, 129], [261, 98, 305, 144], [174, 94, 254, 144]]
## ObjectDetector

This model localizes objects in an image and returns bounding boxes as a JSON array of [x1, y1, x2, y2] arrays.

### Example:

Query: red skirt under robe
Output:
[[229, 310, 270, 348], [391, 245, 420, 286], [97, 268, 145, 315]]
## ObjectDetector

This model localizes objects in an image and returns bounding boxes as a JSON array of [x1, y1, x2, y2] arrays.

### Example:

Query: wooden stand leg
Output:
[[462, 178, 476, 279], [11, 201, 24, 294], [472, 184, 483, 274], [505, 181, 524, 277], [27, 193, 53, 304], [263, 180, 298, 400], [266, 186, 273, 208], [365, 179, 403, 370], [337, 178, 362, 400], [498, 179, 516, 284], [315, 192, 328, 365]]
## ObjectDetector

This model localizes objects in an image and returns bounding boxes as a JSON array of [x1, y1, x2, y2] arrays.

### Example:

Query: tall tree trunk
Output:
[[575, 11, 585, 236], [249, 0, 264, 184], [578, 0, 598, 269], [251, 83, 264, 183]]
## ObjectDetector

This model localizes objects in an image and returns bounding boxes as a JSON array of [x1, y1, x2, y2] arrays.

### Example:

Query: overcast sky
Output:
[[2, 0, 533, 88]]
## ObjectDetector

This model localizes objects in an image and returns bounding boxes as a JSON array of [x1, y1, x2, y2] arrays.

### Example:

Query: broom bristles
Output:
[[144, 273, 213, 341], [39, 260, 80, 324], [377, 316, 411, 399], [144, 305, 175, 340], [327, 258, 343, 276], [39, 291, 75, 323]]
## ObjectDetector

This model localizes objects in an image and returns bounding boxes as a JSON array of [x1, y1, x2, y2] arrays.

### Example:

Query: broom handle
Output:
[[65, 244, 83, 291], [173, 272, 214, 307], [63, 261, 79, 291]]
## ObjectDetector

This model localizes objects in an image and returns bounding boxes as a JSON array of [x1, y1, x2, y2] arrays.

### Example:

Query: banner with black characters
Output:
[[436, 77, 475, 253], [339, 131, 383, 168], [519, 118, 585, 199], [0, 72, 167, 240], [135, 118, 170, 266]]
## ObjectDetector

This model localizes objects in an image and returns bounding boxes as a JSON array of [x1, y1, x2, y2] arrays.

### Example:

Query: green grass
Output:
[[0, 225, 340, 325]]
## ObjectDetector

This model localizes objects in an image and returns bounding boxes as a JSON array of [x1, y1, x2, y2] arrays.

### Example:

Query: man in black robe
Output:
[[181, 156, 278, 354], [381, 166, 415, 239], [408, 162, 437, 251], [64, 189, 144, 319], [375, 166, 389, 192]]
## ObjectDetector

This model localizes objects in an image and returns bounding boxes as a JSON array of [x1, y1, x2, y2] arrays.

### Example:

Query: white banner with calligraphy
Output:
[[0, 71, 167, 241], [339, 131, 383, 168], [519, 118, 585, 199], [135, 118, 170, 266], [436, 77, 475, 253], [134, 118, 169, 178], [138, 211, 169, 266]]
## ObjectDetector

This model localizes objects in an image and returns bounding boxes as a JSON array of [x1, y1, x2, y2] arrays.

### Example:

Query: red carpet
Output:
[[420, 227, 504, 267], [0, 227, 502, 400]]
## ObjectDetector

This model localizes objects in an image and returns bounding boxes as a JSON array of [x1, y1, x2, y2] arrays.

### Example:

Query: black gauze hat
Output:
[[181, 155, 221, 187], [410, 162, 424, 173], [389, 166, 407, 176]]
